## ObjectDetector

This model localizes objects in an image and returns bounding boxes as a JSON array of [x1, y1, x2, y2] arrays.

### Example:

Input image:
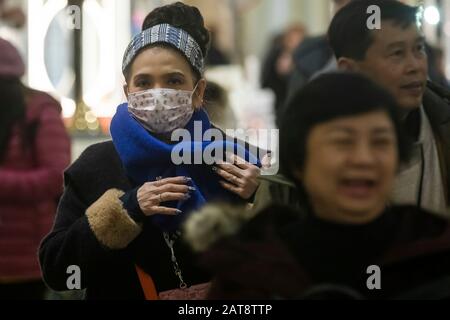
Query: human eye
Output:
[[390, 49, 404, 57], [330, 136, 353, 147], [371, 136, 394, 148], [134, 78, 150, 88], [167, 75, 185, 86]]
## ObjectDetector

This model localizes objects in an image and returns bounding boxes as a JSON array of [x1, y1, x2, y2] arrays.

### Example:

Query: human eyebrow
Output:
[[386, 41, 405, 51], [326, 126, 394, 136], [133, 73, 151, 83], [386, 37, 425, 51], [371, 127, 395, 136], [326, 126, 356, 135], [165, 71, 186, 78]]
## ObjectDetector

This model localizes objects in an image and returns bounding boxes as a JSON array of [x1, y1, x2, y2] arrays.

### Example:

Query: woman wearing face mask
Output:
[[39, 2, 261, 300], [185, 73, 450, 300]]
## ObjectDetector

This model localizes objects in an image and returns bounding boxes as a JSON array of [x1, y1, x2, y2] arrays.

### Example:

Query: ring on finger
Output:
[[159, 193, 163, 203]]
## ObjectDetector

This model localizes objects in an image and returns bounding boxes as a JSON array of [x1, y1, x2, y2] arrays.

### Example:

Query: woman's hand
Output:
[[214, 153, 261, 200], [137, 177, 194, 216]]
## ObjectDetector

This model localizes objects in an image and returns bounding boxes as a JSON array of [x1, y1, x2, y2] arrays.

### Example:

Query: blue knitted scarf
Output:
[[110, 104, 259, 232]]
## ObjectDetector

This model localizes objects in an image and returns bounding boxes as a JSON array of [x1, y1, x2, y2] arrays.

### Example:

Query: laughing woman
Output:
[[185, 73, 450, 300], [39, 2, 261, 300]]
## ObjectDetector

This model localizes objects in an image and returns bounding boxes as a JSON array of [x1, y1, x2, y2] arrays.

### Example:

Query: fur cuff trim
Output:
[[86, 189, 142, 249], [184, 204, 253, 252]]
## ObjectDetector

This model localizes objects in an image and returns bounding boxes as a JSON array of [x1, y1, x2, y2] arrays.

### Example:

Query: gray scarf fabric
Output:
[[391, 107, 449, 217]]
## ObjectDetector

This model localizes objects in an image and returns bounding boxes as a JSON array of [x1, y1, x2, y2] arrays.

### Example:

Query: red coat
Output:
[[0, 90, 71, 281]]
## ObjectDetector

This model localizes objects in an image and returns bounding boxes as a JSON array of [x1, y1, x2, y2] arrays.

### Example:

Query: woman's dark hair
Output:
[[278, 72, 411, 185], [0, 77, 27, 163], [124, 2, 210, 82]]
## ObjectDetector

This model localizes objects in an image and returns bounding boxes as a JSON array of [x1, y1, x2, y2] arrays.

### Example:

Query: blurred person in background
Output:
[[0, 0, 26, 29], [0, 38, 71, 300], [261, 24, 306, 113], [287, 0, 352, 99], [203, 81, 237, 130], [205, 26, 231, 67]]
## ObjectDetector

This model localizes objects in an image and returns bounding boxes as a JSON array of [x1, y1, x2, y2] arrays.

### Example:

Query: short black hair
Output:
[[124, 2, 210, 82], [279, 72, 411, 184], [328, 0, 419, 60]]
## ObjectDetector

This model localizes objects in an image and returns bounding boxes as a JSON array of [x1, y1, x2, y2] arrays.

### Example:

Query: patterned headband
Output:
[[122, 24, 204, 75]]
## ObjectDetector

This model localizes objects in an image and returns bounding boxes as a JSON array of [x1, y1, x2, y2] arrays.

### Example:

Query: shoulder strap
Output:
[[135, 265, 159, 300]]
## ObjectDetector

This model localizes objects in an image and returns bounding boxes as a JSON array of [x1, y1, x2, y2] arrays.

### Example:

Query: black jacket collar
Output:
[[423, 82, 450, 126]]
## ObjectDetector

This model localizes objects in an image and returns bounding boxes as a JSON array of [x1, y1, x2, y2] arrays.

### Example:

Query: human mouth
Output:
[[400, 81, 425, 97], [338, 178, 377, 199]]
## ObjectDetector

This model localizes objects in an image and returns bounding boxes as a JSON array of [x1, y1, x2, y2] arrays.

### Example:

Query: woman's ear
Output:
[[193, 78, 207, 110]]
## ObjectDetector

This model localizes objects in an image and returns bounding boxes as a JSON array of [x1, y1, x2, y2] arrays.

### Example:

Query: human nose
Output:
[[349, 141, 376, 166], [152, 82, 164, 89]]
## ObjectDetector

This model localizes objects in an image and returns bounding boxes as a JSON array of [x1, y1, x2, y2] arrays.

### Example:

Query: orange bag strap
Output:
[[135, 265, 159, 300]]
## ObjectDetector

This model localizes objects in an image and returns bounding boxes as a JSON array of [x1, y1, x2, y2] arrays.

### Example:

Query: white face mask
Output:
[[127, 85, 198, 134]]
